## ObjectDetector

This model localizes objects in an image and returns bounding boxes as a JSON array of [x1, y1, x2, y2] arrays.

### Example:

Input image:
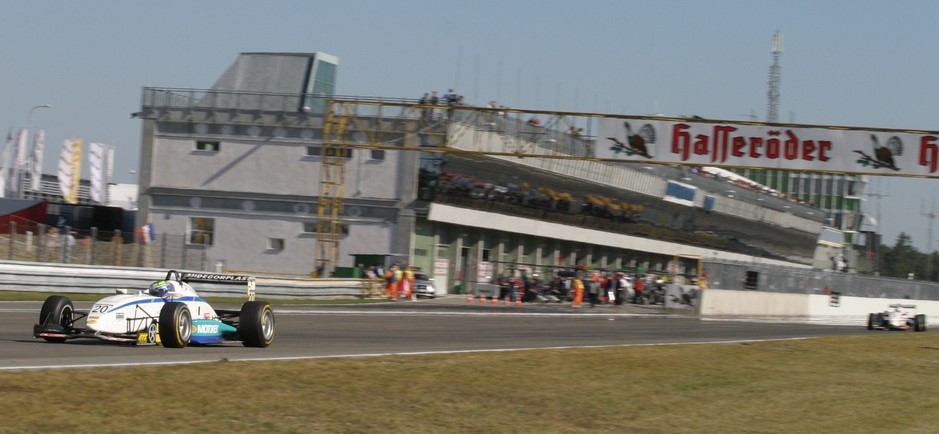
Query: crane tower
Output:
[[766, 30, 783, 123]]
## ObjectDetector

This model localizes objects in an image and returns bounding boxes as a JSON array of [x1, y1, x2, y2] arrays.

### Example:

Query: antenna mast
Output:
[[766, 30, 783, 123]]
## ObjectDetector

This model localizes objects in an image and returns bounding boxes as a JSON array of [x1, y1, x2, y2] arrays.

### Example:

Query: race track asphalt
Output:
[[0, 296, 869, 371]]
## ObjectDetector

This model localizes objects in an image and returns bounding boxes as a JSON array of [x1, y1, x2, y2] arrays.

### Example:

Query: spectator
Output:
[[385, 264, 400, 300], [633, 273, 644, 303], [571, 274, 585, 308], [587, 271, 601, 307], [404, 266, 416, 300], [394, 264, 405, 299], [444, 89, 458, 105], [419, 93, 430, 119]]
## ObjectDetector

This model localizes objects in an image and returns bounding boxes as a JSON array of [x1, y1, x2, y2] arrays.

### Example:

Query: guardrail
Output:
[[0, 261, 364, 299]]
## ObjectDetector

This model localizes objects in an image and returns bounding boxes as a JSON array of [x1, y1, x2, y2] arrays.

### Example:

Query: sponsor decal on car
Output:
[[194, 323, 220, 334]]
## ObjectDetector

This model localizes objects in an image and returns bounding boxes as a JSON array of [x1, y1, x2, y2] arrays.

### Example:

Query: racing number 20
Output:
[[91, 305, 111, 313]]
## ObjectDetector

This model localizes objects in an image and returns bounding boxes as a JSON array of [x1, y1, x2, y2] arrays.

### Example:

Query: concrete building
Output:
[[134, 52, 827, 291]]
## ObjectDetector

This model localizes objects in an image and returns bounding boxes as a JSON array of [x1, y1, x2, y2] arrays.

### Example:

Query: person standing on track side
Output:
[[404, 266, 416, 300], [385, 264, 400, 300], [394, 264, 405, 300], [587, 270, 601, 307], [571, 273, 585, 308]]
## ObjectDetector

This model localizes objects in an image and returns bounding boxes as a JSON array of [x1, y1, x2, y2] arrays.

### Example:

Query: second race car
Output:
[[867, 303, 926, 332]]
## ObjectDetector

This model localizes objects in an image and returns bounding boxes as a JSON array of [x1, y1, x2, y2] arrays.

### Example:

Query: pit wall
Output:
[[700, 288, 939, 326]]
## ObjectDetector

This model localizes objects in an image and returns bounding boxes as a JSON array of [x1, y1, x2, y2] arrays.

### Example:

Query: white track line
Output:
[[1, 337, 816, 372]]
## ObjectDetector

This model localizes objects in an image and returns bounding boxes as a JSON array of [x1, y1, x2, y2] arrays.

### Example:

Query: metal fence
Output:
[[703, 259, 939, 301], [0, 222, 211, 271]]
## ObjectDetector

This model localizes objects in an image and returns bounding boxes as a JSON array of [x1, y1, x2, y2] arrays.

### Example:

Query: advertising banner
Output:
[[597, 117, 939, 177]]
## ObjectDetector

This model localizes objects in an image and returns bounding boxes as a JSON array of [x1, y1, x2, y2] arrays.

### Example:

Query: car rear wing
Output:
[[888, 303, 917, 309], [171, 271, 256, 301]]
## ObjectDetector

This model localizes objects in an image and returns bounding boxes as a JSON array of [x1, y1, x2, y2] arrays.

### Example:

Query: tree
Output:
[[880, 232, 923, 279]]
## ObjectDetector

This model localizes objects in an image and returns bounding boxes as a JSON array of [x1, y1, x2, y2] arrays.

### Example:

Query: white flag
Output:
[[0, 129, 12, 198], [58, 138, 82, 204], [9, 129, 27, 197], [30, 130, 45, 191], [89, 142, 108, 203]]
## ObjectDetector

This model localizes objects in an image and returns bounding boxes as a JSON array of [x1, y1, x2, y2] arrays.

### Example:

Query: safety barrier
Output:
[[0, 260, 363, 299]]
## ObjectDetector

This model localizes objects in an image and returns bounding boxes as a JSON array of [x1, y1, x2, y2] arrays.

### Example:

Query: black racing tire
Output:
[[38, 295, 73, 343], [915, 314, 927, 332], [867, 313, 876, 330], [239, 301, 275, 348], [159, 302, 192, 348]]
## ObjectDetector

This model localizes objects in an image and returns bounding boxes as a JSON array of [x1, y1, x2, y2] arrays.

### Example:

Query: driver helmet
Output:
[[148, 280, 175, 297]]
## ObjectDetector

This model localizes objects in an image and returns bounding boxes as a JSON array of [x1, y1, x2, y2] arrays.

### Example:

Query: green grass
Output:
[[4, 334, 939, 433]]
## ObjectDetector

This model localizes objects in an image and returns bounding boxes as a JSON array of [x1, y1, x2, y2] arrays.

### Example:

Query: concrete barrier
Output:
[[699, 288, 809, 317], [700, 288, 939, 326]]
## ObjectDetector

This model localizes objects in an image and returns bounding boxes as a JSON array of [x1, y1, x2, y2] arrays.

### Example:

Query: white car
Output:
[[867, 303, 926, 332], [33, 270, 275, 347], [413, 272, 437, 298]]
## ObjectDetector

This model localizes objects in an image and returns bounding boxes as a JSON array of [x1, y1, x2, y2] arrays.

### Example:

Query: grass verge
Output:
[[4, 334, 938, 433]]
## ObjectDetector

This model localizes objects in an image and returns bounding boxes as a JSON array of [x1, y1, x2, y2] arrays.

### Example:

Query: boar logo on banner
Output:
[[854, 134, 902, 171], [606, 121, 656, 159]]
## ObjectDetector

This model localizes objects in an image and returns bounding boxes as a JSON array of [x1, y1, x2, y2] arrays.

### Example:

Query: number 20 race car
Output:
[[867, 303, 926, 332], [33, 270, 275, 348]]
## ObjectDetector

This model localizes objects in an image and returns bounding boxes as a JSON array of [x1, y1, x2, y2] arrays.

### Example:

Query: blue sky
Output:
[[2, 0, 938, 250]]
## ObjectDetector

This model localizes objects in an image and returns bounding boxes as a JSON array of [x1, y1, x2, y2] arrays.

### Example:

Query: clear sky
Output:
[[2, 0, 938, 251]]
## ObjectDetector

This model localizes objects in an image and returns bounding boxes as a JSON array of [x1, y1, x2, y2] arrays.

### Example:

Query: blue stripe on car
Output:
[[107, 296, 206, 313]]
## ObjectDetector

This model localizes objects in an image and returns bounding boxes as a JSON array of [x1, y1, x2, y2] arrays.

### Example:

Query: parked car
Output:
[[413, 272, 437, 298]]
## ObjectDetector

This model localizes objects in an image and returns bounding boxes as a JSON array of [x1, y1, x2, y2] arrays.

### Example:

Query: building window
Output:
[[305, 146, 352, 159], [370, 149, 385, 160], [414, 248, 428, 257], [188, 217, 214, 246], [196, 141, 220, 152], [301, 221, 349, 235], [268, 238, 285, 251]]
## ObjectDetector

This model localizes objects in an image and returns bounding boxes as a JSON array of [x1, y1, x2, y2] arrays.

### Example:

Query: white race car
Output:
[[867, 303, 926, 332], [33, 270, 275, 347]]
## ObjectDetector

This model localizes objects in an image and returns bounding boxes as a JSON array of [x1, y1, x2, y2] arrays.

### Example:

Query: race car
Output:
[[867, 303, 926, 332], [33, 270, 275, 347]]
